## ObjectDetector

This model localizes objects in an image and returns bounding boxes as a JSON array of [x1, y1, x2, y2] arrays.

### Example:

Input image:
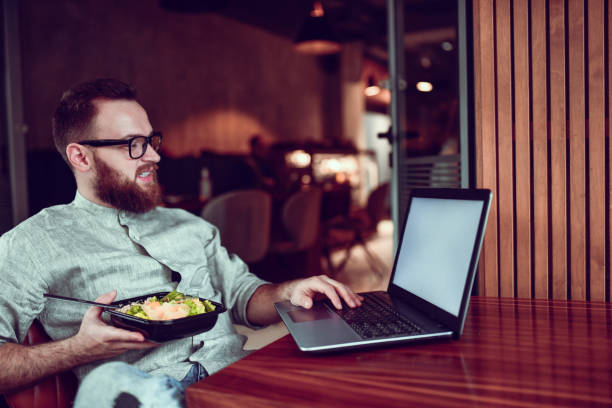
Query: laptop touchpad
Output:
[[288, 304, 332, 323]]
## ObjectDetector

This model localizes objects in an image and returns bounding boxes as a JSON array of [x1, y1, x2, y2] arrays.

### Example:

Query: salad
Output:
[[118, 290, 216, 321]]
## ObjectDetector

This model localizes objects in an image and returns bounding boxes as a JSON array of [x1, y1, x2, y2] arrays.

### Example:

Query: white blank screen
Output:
[[392, 197, 483, 316]]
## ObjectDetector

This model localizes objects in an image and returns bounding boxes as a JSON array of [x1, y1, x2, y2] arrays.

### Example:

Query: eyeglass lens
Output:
[[129, 134, 161, 159]]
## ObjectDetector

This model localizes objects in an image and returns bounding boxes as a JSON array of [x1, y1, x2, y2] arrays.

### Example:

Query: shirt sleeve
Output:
[[203, 225, 269, 328], [0, 226, 48, 344]]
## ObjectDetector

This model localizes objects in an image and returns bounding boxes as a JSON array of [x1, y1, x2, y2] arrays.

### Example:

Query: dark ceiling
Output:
[[159, 0, 458, 63]]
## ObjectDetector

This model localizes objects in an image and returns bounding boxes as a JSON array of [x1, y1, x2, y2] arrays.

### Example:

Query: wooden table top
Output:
[[187, 297, 612, 407]]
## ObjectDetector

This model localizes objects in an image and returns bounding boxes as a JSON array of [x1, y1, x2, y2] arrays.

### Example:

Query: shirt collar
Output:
[[71, 190, 161, 223], [72, 190, 120, 218]]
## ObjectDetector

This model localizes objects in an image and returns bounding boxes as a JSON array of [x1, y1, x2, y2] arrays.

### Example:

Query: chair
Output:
[[2, 320, 78, 408], [268, 187, 323, 254], [322, 182, 390, 276], [201, 189, 272, 263]]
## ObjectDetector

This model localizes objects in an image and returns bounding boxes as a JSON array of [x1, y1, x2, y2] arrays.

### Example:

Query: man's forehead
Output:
[[90, 99, 152, 138]]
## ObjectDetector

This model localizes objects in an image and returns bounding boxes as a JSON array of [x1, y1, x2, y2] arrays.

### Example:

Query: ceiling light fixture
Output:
[[441, 41, 454, 51], [294, 1, 341, 55], [416, 81, 434, 93]]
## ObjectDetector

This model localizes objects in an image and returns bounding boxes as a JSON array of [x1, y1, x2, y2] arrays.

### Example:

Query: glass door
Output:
[[386, 0, 471, 247], [1, 0, 29, 233]]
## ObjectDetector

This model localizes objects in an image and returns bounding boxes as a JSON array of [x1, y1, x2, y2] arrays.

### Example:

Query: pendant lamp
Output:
[[294, 1, 341, 55]]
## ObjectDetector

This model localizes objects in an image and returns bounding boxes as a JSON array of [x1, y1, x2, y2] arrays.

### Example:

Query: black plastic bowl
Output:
[[105, 292, 226, 342]]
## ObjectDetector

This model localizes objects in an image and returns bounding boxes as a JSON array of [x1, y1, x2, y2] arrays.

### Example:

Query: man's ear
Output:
[[66, 143, 93, 172]]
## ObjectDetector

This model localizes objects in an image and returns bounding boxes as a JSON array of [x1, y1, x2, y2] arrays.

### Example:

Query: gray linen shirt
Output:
[[0, 192, 268, 381]]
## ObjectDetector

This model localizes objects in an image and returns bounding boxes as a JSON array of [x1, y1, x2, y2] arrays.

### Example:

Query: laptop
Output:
[[275, 188, 492, 352]]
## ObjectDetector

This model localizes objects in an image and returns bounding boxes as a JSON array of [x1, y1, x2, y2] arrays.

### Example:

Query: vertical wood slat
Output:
[[549, 0, 568, 300], [531, 0, 549, 299], [609, 0, 612, 301], [496, 0, 515, 298], [472, 0, 485, 296], [588, 0, 606, 301], [569, 0, 587, 301], [475, 0, 499, 297], [514, 0, 532, 298]]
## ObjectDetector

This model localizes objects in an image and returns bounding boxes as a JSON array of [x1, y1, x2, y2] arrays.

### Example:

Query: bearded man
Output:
[[0, 78, 361, 408]]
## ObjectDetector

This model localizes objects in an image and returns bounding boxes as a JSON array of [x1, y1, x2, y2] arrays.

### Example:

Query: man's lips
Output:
[[136, 165, 158, 181], [138, 172, 154, 181]]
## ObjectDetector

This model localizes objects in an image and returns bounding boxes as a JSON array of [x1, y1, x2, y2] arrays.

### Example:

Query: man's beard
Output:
[[93, 156, 161, 213]]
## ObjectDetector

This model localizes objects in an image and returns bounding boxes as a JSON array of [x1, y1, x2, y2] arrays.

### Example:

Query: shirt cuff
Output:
[[237, 279, 270, 330]]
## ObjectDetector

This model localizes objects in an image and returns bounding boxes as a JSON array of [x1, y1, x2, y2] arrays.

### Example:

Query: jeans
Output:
[[179, 362, 208, 388], [73, 362, 208, 408]]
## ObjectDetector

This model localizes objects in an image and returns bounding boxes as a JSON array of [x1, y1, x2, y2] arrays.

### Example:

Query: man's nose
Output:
[[142, 145, 161, 163]]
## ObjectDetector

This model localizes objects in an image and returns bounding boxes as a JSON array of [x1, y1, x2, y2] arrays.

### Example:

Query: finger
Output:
[[291, 290, 314, 309], [107, 341, 159, 351], [314, 280, 342, 309], [292, 277, 353, 309], [338, 284, 362, 306], [85, 290, 118, 320], [95, 289, 117, 304], [321, 278, 353, 307], [83, 304, 104, 320], [320, 276, 362, 307], [302, 297, 313, 309], [101, 326, 149, 343], [109, 337, 158, 347]]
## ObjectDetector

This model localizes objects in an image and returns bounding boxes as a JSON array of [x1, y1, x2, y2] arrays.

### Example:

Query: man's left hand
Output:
[[247, 275, 363, 326], [285, 275, 363, 310]]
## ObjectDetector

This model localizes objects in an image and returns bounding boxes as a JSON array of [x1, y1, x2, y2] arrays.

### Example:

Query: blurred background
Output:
[[1, 0, 461, 283]]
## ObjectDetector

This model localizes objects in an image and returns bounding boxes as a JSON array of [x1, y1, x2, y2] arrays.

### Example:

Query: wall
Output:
[[0, 2, 12, 234], [473, 0, 611, 301], [18, 0, 336, 157]]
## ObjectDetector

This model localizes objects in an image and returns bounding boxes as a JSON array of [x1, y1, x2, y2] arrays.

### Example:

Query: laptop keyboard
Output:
[[327, 292, 425, 339]]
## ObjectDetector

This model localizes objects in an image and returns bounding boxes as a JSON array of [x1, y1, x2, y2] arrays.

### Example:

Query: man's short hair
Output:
[[52, 78, 137, 164]]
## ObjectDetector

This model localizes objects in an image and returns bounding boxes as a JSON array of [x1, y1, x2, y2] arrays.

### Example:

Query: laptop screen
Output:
[[392, 197, 485, 317]]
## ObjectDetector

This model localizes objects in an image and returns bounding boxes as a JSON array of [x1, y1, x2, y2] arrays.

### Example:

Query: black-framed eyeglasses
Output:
[[77, 131, 162, 159]]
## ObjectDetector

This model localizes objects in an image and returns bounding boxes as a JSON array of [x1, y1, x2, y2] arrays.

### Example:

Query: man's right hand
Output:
[[70, 290, 157, 361], [0, 290, 157, 393]]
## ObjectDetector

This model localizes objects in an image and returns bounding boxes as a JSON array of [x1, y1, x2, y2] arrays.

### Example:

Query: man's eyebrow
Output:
[[123, 131, 155, 139]]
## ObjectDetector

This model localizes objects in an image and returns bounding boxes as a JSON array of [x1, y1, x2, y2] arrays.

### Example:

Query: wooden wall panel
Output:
[[473, 0, 611, 301], [473, 0, 484, 296], [588, 0, 606, 301], [514, 0, 532, 298], [531, 0, 549, 299], [609, 0, 612, 301], [549, 0, 568, 299], [496, 1, 515, 298], [473, 0, 499, 297], [568, 0, 587, 300]]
